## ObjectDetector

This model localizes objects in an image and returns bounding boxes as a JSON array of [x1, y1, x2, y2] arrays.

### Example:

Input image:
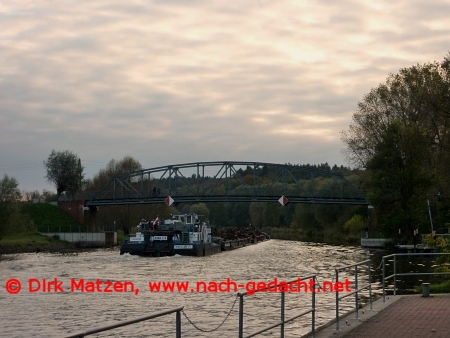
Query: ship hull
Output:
[[120, 238, 266, 257], [120, 241, 222, 257]]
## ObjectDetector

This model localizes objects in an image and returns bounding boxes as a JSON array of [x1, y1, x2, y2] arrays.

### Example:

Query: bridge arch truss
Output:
[[86, 161, 368, 207]]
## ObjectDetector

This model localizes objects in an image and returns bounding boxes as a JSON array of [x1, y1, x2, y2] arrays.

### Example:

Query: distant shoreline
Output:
[[0, 242, 77, 255], [0, 232, 116, 255]]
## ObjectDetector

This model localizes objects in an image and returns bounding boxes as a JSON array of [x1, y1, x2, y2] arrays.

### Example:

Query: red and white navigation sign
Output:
[[278, 195, 289, 206], [164, 196, 174, 206]]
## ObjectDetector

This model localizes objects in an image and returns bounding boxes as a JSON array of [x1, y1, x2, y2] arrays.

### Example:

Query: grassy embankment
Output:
[[0, 203, 85, 254]]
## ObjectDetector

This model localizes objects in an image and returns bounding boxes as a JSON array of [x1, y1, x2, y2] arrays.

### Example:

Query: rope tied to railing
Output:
[[376, 259, 383, 270], [182, 294, 239, 332], [314, 276, 327, 292]]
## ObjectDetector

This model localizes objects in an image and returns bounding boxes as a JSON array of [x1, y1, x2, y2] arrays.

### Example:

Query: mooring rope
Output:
[[375, 259, 383, 270], [314, 276, 327, 292]]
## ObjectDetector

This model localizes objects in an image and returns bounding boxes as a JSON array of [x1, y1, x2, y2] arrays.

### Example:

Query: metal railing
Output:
[[334, 260, 372, 330], [360, 230, 384, 239], [66, 307, 183, 338], [63, 261, 381, 337], [238, 275, 317, 338], [37, 224, 88, 233], [382, 253, 450, 302], [37, 224, 118, 233], [100, 224, 117, 232]]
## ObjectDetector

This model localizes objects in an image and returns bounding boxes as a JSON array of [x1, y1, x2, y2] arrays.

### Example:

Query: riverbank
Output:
[[263, 226, 350, 246], [0, 232, 91, 255]]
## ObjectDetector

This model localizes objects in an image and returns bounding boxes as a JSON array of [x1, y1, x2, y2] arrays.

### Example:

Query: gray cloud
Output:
[[0, 0, 449, 192]]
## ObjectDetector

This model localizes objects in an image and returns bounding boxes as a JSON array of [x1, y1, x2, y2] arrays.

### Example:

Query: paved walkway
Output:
[[315, 294, 450, 338]]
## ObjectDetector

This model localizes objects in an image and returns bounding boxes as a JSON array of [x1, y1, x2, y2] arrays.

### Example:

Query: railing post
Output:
[[368, 261, 372, 310], [280, 292, 285, 338], [355, 265, 359, 319], [239, 293, 244, 338], [66, 306, 184, 338], [335, 269, 339, 330], [312, 277, 316, 338], [176, 310, 181, 338], [393, 254, 397, 296], [382, 257, 385, 302]]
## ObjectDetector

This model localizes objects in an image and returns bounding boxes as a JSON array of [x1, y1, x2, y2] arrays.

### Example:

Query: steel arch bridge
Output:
[[85, 161, 368, 207]]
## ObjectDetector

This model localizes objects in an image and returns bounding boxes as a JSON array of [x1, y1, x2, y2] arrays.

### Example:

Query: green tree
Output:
[[22, 189, 57, 202], [291, 204, 321, 235], [366, 122, 432, 237], [0, 175, 26, 239], [190, 203, 210, 220], [209, 202, 229, 226], [230, 202, 251, 227], [342, 53, 450, 237], [249, 202, 266, 228], [0, 175, 21, 203], [44, 150, 84, 198], [263, 203, 281, 228], [343, 214, 366, 243]]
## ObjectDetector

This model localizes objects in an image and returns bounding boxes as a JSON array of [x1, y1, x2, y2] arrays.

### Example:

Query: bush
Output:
[[425, 234, 448, 247], [343, 214, 365, 243], [434, 266, 449, 273]]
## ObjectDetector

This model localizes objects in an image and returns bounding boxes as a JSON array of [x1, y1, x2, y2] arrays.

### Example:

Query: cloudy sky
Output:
[[0, 0, 449, 192]]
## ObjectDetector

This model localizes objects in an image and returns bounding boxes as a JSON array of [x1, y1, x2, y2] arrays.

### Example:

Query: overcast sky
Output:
[[1, 0, 449, 193]]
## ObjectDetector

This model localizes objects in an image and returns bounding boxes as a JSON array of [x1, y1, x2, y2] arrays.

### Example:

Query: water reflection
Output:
[[368, 251, 450, 295], [0, 240, 389, 338]]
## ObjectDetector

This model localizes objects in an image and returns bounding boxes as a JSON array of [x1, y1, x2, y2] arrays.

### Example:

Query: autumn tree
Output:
[[84, 156, 147, 235], [84, 156, 142, 192], [342, 53, 450, 237]]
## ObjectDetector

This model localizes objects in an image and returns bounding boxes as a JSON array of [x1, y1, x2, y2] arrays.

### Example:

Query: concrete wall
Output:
[[361, 238, 391, 248], [40, 232, 117, 245]]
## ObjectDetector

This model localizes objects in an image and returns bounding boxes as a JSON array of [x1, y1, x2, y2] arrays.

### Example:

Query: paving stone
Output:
[[342, 295, 450, 338]]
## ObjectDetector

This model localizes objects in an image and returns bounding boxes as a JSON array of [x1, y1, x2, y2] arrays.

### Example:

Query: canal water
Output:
[[0, 240, 398, 338]]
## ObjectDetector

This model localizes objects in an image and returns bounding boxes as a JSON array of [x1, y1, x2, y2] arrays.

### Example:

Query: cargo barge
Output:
[[119, 214, 268, 257]]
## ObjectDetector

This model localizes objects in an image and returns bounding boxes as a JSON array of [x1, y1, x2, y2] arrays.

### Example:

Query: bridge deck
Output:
[[85, 161, 368, 207]]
